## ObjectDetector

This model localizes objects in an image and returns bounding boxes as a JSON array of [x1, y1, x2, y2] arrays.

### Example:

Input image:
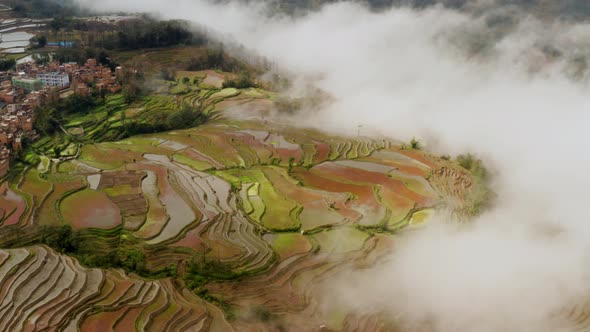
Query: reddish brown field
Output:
[[180, 148, 224, 169], [113, 307, 143, 331], [362, 156, 429, 177], [200, 132, 242, 166], [170, 222, 208, 250], [218, 99, 273, 118], [201, 70, 225, 87], [381, 189, 416, 223], [314, 141, 331, 163], [61, 189, 122, 229], [227, 131, 273, 163], [128, 164, 170, 239], [314, 162, 435, 207], [262, 167, 354, 227], [293, 168, 374, 222], [80, 307, 127, 331], [273, 147, 303, 165], [0, 189, 25, 226], [395, 149, 440, 169]]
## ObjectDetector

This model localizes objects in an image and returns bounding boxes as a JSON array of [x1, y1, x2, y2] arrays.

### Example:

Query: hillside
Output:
[[0, 68, 489, 331]]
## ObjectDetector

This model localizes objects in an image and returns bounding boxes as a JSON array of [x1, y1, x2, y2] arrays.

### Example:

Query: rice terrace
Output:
[[0, 65, 487, 330], [0, 0, 522, 330]]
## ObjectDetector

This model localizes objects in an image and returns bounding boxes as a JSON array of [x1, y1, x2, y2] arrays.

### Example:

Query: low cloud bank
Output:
[[77, 0, 590, 330]]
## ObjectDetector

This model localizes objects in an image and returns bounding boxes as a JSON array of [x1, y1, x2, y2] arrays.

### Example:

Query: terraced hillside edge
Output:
[[0, 70, 489, 331]]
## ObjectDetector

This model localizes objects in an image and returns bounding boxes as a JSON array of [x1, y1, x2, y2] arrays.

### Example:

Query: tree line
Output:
[[47, 17, 207, 51]]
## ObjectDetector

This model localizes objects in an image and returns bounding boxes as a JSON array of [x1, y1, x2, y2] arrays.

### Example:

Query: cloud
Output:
[[322, 216, 590, 331], [76, 0, 590, 330]]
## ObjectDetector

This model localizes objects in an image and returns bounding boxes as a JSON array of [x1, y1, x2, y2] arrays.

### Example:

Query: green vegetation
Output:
[[0, 57, 16, 71], [274, 96, 303, 114], [12, 0, 81, 18], [32, 93, 207, 158], [222, 72, 257, 89], [50, 48, 118, 69], [185, 45, 245, 73], [185, 253, 238, 284], [401, 137, 422, 150], [267, 233, 312, 259], [312, 227, 369, 254], [172, 153, 213, 171], [12, 225, 179, 278], [456, 153, 495, 215], [112, 20, 205, 50], [47, 17, 206, 51], [218, 167, 301, 231]]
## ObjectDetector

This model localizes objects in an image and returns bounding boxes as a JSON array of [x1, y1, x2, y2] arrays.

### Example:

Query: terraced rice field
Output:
[[36, 179, 85, 226], [264, 233, 312, 259], [0, 77, 486, 331], [0, 246, 212, 331], [61, 189, 122, 229], [0, 188, 26, 226]]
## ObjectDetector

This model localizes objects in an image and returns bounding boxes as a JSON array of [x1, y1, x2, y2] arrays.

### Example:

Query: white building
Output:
[[36, 72, 70, 87], [5, 104, 19, 113]]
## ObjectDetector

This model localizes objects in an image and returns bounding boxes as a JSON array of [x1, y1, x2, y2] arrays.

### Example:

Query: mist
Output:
[[76, 0, 590, 330]]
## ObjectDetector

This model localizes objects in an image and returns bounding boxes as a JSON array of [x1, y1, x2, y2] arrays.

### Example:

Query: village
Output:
[[0, 57, 123, 177]]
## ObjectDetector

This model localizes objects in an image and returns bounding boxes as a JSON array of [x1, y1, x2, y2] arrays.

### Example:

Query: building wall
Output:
[[37, 73, 70, 87], [11, 78, 42, 92], [37, 73, 69, 87]]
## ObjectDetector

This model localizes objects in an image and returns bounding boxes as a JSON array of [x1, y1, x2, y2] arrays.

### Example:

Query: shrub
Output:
[[41, 225, 77, 253], [456, 153, 487, 180], [456, 153, 494, 215], [274, 97, 302, 114], [160, 68, 176, 81], [222, 72, 257, 89], [410, 137, 421, 150]]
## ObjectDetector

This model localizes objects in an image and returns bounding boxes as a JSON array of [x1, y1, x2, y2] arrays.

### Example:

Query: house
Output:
[[36, 72, 70, 87], [11, 78, 42, 92]]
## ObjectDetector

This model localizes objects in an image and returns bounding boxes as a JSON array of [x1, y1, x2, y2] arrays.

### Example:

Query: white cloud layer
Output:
[[76, 0, 590, 330]]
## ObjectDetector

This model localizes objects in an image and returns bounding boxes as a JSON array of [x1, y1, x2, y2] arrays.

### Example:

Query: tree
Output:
[[38, 35, 47, 48], [119, 250, 146, 273], [42, 225, 77, 253], [33, 107, 59, 134], [274, 97, 302, 114], [160, 68, 176, 81], [222, 72, 257, 89], [119, 66, 145, 103], [0, 57, 15, 71], [166, 103, 203, 129], [123, 81, 141, 103], [0, 34, 14, 71], [32, 53, 51, 65], [50, 17, 63, 32]]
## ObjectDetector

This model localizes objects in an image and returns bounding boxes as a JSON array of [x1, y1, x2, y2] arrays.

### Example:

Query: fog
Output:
[[76, 0, 590, 330]]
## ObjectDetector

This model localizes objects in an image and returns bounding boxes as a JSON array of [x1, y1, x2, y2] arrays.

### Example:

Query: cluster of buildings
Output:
[[0, 101, 38, 177], [12, 58, 123, 96], [0, 58, 125, 177]]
